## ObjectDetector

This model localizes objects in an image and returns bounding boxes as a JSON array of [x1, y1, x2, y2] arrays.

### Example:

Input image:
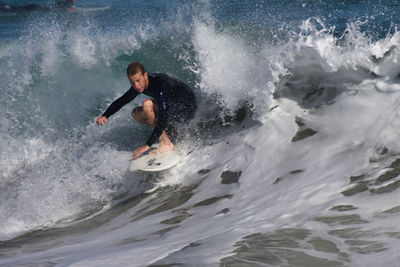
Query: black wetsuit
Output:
[[101, 73, 196, 147]]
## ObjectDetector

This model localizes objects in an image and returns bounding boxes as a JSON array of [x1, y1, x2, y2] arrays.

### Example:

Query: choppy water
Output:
[[2, 0, 400, 266]]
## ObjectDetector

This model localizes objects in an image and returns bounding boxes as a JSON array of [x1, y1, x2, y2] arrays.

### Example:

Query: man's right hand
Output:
[[96, 116, 108, 126]]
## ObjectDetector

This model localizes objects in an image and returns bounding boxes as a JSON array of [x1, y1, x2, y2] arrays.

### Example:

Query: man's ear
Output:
[[144, 72, 149, 88]]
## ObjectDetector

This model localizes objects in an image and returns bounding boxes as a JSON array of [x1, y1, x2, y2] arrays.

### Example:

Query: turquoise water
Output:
[[2, 0, 400, 266]]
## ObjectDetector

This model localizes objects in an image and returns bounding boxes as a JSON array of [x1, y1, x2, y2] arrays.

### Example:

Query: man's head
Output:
[[127, 62, 148, 93]]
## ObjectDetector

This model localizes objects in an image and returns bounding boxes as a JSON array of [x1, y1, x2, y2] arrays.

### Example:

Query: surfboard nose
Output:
[[129, 151, 181, 172]]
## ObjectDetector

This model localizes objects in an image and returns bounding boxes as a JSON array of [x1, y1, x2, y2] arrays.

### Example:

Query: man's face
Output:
[[129, 72, 148, 93]]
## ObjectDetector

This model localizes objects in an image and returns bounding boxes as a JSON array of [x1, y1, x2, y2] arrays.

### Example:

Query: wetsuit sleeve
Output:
[[146, 84, 169, 147], [101, 87, 138, 118]]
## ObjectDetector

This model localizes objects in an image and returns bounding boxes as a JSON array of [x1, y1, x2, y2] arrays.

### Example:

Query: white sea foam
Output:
[[2, 3, 400, 266]]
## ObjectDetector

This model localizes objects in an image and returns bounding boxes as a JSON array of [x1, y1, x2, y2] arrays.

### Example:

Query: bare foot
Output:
[[149, 142, 175, 156]]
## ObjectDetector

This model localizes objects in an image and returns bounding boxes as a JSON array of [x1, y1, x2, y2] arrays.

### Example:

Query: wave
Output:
[[2, 6, 400, 266]]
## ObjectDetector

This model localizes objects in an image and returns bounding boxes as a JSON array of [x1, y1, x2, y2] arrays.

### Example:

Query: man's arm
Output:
[[97, 87, 138, 124], [132, 92, 168, 159], [145, 88, 169, 146]]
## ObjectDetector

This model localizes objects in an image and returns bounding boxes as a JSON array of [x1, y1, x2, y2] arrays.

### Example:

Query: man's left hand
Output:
[[133, 145, 150, 159]]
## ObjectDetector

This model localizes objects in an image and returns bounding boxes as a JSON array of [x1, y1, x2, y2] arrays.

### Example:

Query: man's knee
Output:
[[142, 99, 155, 113]]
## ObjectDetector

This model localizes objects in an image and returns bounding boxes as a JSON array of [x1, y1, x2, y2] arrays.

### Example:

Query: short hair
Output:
[[126, 62, 146, 77]]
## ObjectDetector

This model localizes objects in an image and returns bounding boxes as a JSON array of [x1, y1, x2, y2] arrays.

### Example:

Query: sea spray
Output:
[[2, 1, 400, 266]]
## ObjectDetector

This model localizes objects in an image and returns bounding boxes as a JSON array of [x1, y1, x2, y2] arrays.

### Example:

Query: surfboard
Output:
[[129, 150, 181, 172]]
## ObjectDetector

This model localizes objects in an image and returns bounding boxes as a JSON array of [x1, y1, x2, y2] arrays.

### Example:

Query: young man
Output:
[[96, 62, 196, 159]]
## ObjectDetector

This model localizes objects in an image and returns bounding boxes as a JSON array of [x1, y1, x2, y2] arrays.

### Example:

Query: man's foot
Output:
[[149, 142, 175, 156]]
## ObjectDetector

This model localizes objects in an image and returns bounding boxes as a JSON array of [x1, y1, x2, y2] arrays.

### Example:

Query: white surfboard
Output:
[[129, 150, 181, 172]]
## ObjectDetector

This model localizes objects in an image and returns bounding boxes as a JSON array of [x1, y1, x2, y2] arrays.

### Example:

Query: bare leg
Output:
[[131, 100, 174, 154]]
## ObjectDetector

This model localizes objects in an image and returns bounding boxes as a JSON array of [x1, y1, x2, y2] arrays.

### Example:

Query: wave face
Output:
[[2, 0, 400, 266]]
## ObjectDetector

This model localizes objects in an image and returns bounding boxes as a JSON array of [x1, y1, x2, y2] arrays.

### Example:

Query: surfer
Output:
[[96, 62, 196, 159], [0, 0, 77, 12]]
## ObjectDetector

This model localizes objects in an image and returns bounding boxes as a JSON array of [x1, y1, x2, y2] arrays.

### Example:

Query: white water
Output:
[[2, 11, 400, 267]]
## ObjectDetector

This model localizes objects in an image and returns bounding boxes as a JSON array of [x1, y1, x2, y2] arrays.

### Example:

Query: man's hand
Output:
[[96, 116, 108, 126], [133, 145, 150, 159]]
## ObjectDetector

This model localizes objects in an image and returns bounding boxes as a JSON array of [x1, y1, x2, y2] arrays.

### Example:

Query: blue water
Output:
[[2, 0, 400, 266]]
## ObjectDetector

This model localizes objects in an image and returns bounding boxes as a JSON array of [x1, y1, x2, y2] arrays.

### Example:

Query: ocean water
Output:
[[2, 0, 400, 266]]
